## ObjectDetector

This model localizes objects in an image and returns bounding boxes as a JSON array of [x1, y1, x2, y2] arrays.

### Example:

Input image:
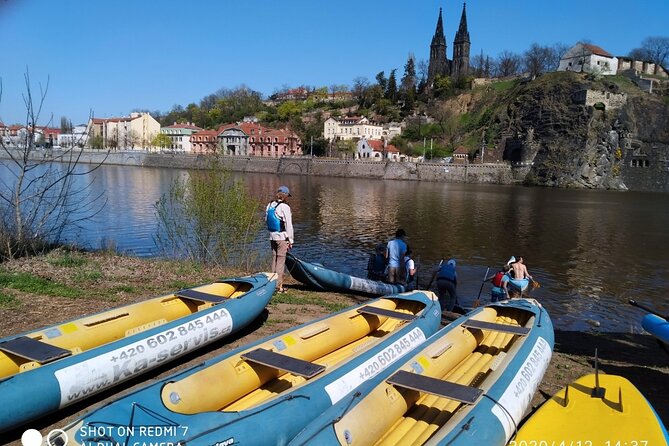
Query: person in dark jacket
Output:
[[436, 258, 458, 312]]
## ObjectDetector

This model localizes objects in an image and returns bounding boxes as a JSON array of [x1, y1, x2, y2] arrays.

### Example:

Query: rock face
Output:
[[489, 72, 669, 191]]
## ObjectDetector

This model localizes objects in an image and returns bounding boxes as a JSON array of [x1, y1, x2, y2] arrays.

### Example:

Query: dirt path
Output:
[[1, 250, 667, 445]]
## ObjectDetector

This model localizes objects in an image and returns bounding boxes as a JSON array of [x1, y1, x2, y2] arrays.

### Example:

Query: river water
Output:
[[3, 163, 669, 332]]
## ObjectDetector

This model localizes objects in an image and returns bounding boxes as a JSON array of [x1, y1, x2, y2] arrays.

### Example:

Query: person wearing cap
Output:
[[385, 229, 408, 284], [266, 186, 294, 293], [436, 258, 458, 312]]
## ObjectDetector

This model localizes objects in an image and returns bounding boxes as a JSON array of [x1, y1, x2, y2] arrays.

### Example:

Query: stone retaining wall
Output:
[[1, 149, 516, 185]]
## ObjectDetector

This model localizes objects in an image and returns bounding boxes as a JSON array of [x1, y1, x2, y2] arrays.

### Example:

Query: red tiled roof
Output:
[[582, 44, 613, 58], [454, 146, 469, 155], [192, 130, 218, 137], [366, 139, 400, 153]]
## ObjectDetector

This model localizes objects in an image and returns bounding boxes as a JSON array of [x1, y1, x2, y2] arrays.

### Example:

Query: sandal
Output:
[[276, 287, 288, 294]]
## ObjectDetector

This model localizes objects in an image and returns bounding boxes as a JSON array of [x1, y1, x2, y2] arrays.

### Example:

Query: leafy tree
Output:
[[89, 135, 104, 150], [154, 155, 263, 268], [400, 56, 417, 112], [386, 69, 398, 102], [375, 71, 387, 91], [59, 116, 73, 134], [151, 133, 172, 151], [433, 75, 453, 98]]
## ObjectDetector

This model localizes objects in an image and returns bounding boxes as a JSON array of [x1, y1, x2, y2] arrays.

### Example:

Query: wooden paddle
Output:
[[473, 266, 490, 308], [629, 299, 668, 320]]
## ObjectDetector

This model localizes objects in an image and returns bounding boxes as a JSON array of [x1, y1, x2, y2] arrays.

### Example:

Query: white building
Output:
[[323, 116, 386, 141], [356, 137, 401, 161], [161, 123, 202, 152], [58, 124, 89, 148], [558, 43, 618, 75], [88, 112, 160, 150]]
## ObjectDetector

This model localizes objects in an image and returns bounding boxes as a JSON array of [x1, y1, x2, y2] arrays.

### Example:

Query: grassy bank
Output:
[[1, 250, 667, 444]]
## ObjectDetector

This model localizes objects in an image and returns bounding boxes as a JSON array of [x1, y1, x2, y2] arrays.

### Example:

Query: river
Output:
[[3, 163, 669, 332]]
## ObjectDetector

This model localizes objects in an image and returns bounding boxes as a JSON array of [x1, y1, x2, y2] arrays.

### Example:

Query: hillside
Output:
[[437, 72, 669, 190]]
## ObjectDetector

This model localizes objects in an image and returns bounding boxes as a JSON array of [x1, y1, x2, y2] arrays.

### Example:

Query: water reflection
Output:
[[1, 163, 667, 332]]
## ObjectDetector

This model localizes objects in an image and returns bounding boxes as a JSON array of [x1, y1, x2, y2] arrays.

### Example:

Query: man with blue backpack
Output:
[[266, 185, 294, 293]]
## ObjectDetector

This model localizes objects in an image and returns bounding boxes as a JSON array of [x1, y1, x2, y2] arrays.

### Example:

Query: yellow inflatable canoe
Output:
[[512, 373, 669, 445]]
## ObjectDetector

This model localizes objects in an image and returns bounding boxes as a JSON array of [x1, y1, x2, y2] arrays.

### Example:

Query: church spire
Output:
[[455, 2, 470, 44], [452, 3, 471, 78], [432, 7, 445, 45]]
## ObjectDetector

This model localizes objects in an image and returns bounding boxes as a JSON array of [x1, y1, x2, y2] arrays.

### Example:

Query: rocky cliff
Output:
[[465, 72, 669, 191]]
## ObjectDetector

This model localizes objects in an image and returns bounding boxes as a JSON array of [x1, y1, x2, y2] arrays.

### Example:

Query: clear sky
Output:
[[1, 0, 667, 126]]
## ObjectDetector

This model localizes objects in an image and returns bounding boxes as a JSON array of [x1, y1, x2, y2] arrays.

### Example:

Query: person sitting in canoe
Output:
[[506, 255, 534, 297]]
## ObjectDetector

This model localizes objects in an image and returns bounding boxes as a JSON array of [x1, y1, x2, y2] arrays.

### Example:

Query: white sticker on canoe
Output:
[[491, 336, 552, 440], [349, 277, 401, 295], [54, 308, 233, 407], [325, 327, 426, 405]]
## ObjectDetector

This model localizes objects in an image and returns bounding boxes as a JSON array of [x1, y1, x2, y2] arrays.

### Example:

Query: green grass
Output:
[[489, 79, 518, 92], [269, 291, 349, 312], [0, 271, 82, 298], [112, 285, 136, 294], [47, 251, 88, 267], [73, 269, 102, 282], [0, 291, 19, 307]]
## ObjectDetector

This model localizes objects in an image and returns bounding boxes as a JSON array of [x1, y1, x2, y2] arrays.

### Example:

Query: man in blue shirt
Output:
[[385, 229, 408, 284]]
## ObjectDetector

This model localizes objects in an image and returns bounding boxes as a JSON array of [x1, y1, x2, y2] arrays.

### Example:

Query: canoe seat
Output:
[[357, 306, 417, 321], [241, 348, 325, 379], [462, 319, 530, 336], [175, 288, 228, 304], [387, 370, 483, 404], [0, 336, 72, 364]]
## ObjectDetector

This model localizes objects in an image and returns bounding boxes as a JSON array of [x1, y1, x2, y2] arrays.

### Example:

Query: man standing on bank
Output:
[[266, 185, 294, 293], [385, 229, 408, 284]]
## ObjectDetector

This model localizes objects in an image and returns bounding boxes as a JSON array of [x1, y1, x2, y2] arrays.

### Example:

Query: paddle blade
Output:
[[531, 279, 541, 289]]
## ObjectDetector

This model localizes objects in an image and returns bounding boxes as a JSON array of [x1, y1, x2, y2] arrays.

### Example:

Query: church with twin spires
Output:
[[427, 3, 471, 87]]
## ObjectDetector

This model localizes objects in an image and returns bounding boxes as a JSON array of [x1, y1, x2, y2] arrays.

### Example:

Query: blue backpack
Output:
[[266, 202, 285, 232]]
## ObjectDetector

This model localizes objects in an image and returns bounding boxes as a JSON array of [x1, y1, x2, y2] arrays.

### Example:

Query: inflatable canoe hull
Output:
[[289, 298, 554, 446], [58, 290, 442, 446], [286, 252, 405, 296], [0, 272, 277, 433], [512, 374, 669, 444], [642, 313, 669, 344]]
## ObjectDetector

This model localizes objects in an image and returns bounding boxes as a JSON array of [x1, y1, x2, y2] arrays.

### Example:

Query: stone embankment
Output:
[[4, 149, 522, 185]]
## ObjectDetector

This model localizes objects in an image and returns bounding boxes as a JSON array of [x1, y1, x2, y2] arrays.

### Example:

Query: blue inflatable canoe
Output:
[[289, 298, 554, 446], [286, 252, 405, 296], [56, 290, 442, 446], [0, 272, 277, 433], [642, 313, 669, 344]]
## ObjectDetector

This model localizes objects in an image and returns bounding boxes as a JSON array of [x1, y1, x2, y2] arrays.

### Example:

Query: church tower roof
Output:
[[431, 7, 446, 46], [454, 3, 470, 44]]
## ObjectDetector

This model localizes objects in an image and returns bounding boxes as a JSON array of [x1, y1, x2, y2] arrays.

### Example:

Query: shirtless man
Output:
[[511, 256, 532, 281]]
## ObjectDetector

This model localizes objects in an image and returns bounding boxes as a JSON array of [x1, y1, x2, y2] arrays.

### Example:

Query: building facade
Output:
[[161, 123, 202, 152], [58, 124, 89, 148], [427, 4, 471, 88], [190, 130, 219, 154], [218, 122, 302, 157], [323, 116, 385, 141], [557, 43, 618, 75], [88, 112, 160, 150], [356, 137, 401, 161]]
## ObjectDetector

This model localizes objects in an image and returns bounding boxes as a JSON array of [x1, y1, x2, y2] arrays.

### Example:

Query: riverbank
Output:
[[1, 250, 667, 444], [1, 147, 523, 185]]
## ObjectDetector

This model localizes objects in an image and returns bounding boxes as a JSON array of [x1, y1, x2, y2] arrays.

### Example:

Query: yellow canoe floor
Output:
[[326, 306, 532, 446], [0, 279, 256, 378], [161, 297, 428, 414], [512, 373, 668, 444]]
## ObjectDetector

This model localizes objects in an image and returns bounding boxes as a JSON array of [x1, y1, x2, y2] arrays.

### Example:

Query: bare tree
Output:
[[548, 43, 570, 71], [0, 70, 107, 259], [629, 36, 669, 66], [523, 43, 554, 77], [495, 50, 523, 77]]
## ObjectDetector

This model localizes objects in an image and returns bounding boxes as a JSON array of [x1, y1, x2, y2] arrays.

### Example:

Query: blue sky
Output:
[[1, 0, 667, 126]]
